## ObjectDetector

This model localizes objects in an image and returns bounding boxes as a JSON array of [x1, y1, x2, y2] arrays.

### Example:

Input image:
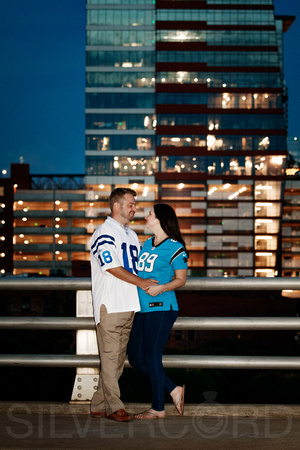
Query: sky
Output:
[[0, 0, 299, 176]]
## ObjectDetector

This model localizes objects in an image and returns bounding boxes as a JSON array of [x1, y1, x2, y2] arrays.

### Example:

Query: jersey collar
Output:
[[151, 236, 169, 248], [107, 216, 130, 233]]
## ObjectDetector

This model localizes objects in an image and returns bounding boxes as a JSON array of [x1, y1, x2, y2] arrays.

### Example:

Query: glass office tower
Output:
[[85, 0, 156, 186], [85, 0, 293, 278]]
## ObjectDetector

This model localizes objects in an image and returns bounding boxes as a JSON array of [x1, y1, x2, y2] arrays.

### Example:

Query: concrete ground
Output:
[[1, 402, 300, 449]]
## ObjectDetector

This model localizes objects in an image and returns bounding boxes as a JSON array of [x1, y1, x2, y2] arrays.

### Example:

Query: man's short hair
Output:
[[109, 187, 137, 212]]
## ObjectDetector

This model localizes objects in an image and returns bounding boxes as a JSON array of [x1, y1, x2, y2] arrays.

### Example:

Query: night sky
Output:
[[0, 0, 299, 175]]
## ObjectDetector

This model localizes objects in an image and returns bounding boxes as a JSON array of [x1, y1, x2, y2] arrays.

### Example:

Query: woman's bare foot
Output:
[[170, 385, 185, 415], [135, 408, 165, 420]]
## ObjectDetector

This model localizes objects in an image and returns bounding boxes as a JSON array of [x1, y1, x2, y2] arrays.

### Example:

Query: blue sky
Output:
[[274, 0, 300, 137], [0, 0, 86, 174], [0, 0, 298, 175]]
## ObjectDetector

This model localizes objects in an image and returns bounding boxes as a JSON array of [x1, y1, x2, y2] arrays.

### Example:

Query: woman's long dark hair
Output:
[[154, 203, 189, 257]]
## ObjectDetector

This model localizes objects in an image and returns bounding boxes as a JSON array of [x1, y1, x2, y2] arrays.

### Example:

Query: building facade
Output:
[[0, 178, 14, 275], [9, 165, 90, 277], [282, 179, 300, 278], [1, 161, 297, 279], [84, 0, 294, 278]]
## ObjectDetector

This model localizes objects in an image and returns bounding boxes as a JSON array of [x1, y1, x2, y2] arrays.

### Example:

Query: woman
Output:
[[128, 203, 188, 419]]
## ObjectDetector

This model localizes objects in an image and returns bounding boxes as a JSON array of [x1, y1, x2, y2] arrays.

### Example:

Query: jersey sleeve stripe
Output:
[[170, 247, 185, 264], [91, 234, 115, 250], [92, 241, 115, 256], [92, 237, 116, 255]]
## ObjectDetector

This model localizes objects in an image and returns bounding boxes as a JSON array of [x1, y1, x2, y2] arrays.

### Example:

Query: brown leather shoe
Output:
[[90, 411, 106, 418], [107, 409, 133, 422]]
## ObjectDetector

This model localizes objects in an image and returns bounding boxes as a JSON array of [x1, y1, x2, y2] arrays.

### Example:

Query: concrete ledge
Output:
[[1, 402, 300, 418]]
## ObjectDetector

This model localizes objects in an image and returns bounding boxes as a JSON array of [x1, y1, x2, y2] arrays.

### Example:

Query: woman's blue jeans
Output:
[[128, 310, 178, 411]]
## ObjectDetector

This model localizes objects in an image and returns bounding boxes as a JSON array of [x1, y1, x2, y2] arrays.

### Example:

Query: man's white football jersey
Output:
[[90, 216, 140, 324]]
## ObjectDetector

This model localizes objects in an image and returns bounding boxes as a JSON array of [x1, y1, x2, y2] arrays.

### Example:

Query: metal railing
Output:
[[1, 276, 300, 291], [1, 277, 300, 370]]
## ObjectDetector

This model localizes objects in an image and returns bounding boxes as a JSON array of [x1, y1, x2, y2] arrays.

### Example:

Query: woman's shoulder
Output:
[[142, 237, 153, 247], [168, 239, 188, 260], [169, 238, 184, 249]]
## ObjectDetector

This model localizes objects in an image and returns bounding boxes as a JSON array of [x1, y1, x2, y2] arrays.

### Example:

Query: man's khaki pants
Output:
[[90, 305, 134, 416]]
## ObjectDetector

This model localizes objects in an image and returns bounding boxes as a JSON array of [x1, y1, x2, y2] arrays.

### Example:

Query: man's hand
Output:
[[138, 278, 159, 291], [107, 266, 158, 290]]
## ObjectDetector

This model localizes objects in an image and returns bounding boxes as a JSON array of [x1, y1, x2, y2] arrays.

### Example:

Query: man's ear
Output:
[[113, 201, 120, 213]]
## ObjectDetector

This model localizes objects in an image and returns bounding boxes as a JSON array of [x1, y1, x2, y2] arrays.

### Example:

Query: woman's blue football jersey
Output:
[[137, 237, 188, 312]]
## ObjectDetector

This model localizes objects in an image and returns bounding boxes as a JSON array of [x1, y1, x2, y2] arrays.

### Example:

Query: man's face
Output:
[[117, 193, 137, 224]]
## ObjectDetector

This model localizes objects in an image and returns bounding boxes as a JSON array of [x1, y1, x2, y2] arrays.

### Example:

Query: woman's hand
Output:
[[145, 284, 164, 297], [145, 269, 187, 297]]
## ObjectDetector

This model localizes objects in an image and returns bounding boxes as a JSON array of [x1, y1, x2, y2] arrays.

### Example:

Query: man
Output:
[[90, 187, 157, 422]]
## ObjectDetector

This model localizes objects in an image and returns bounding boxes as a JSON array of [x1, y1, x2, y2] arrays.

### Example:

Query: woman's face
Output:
[[145, 207, 159, 229]]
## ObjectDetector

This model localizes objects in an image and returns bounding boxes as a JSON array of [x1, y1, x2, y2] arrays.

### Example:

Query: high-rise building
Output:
[[84, 0, 294, 278], [1, 1, 296, 279]]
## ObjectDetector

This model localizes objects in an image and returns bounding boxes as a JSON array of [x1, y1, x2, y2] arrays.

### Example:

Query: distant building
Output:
[[0, 164, 299, 279], [0, 177, 13, 275], [282, 180, 300, 278], [1, 163, 155, 277], [10, 164, 89, 277], [84, 0, 295, 277]]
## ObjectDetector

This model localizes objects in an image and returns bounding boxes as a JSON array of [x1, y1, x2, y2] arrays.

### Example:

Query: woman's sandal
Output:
[[173, 385, 185, 416], [135, 409, 165, 420]]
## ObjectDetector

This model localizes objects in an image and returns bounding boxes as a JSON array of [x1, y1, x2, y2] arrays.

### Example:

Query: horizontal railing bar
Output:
[[1, 277, 300, 291], [1, 278, 300, 373], [0, 317, 93, 330], [175, 317, 300, 330], [1, 316, 300, 330], [1, 354, 300, 370], [0, 278, 90, 291]]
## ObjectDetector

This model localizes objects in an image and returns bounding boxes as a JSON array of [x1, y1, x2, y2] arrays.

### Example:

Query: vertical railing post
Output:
[[70, 290, 99, 403]]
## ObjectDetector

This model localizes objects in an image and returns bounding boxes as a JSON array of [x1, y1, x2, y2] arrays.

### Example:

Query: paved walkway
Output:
[[1, 402, 300, 449]]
